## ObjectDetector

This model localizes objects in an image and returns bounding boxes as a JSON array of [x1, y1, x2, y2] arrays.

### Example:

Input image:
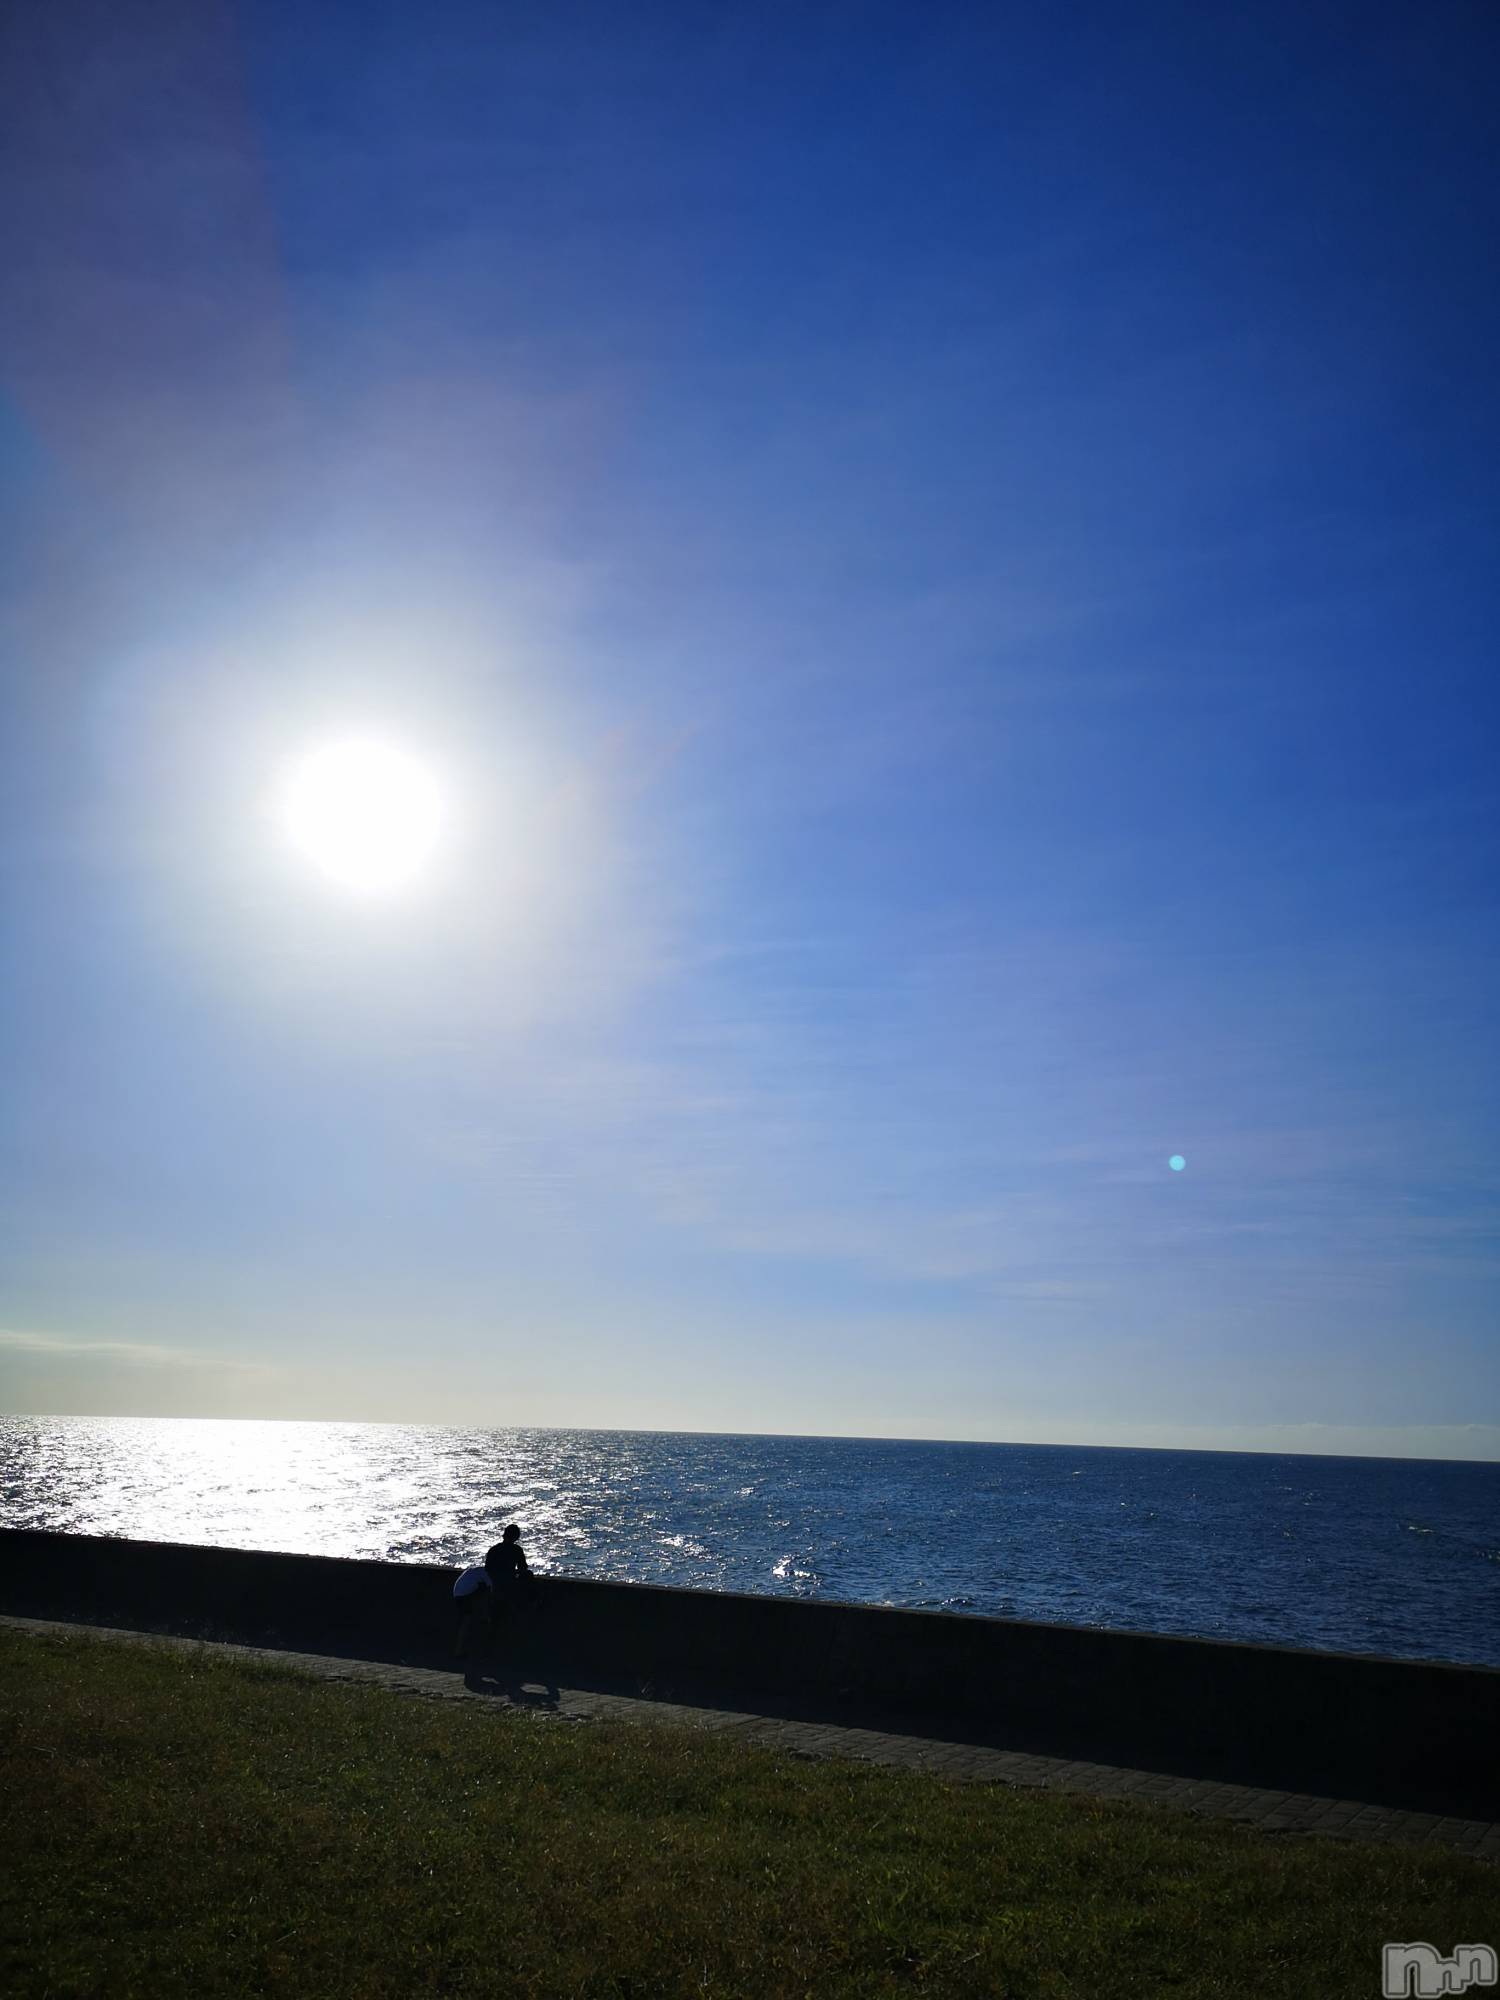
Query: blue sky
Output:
[[2, 1, 1496, 1455]]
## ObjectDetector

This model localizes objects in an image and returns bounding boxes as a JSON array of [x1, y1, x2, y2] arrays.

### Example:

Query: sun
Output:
[[277, 737, 444, 894]]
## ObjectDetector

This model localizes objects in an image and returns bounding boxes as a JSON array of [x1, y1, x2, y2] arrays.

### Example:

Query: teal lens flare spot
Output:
[[1169, 1155, 1186, 1172]]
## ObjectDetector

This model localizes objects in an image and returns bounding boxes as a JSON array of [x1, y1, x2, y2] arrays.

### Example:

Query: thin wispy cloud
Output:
[[0, 1330, 268, 1375]]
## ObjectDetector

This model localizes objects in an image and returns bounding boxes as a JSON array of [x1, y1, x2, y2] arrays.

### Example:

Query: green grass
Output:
[[0, 1628, 1491, 1998]]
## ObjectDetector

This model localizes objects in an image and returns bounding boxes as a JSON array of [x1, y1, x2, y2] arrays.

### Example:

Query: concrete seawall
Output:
[[3, 1528, 1496, 1816]]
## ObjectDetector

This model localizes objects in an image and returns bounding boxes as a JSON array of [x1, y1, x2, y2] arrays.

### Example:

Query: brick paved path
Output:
[[6, 1615, 1495, 1862]]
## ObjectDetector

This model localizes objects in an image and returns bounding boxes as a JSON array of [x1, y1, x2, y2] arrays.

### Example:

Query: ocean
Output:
[[3, 1416, 1497, 1667]]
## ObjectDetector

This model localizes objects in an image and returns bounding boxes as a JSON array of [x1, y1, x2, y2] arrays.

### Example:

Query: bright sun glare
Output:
[[278, 738, 444, 895]]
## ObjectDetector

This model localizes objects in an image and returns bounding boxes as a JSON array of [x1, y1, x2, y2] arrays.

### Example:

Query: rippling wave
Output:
[[3, 1416, 1497, 1665]]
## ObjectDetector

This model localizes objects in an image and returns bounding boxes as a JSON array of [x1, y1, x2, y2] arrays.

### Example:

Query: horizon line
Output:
[[4, 1410, 1497, 1469]]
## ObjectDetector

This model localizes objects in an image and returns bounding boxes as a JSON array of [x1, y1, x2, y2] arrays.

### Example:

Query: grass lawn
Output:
[[0, 1627, 1492, 1998]]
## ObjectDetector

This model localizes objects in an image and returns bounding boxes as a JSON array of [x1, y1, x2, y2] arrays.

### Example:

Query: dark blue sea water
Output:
[[3, 1417, 1497, 1666]]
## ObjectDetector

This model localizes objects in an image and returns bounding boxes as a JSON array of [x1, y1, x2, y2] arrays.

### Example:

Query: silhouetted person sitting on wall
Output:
[[485, 1524, 537, 1632], [488, 1520, 536, 1600]]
